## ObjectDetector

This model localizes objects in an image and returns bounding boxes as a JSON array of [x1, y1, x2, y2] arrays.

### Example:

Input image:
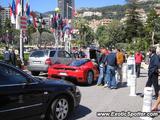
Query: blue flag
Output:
[[12, 0, 16, 15], [26, 1, 30, 16]]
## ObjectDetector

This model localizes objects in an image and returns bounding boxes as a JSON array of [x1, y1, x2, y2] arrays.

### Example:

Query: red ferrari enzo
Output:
[[48, 59, 99, 85]]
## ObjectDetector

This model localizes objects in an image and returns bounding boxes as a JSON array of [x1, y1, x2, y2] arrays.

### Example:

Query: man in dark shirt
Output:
[[10, 48, 16, 66], [146, 47, 159, 99], [104, 49, 117, 89]]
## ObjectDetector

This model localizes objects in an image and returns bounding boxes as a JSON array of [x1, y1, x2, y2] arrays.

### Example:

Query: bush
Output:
[[24, 53, 30, 65], [115, 43, 128, 50], [0, 53, 29, 65], [0, 54, 3, 60]]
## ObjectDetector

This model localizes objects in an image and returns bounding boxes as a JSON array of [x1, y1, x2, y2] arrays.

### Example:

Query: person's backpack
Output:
[[116, 52, 124, 65]]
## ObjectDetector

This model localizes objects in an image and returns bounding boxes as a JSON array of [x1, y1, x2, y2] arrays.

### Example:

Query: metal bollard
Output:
[[129, 75, 137, 96], [140, 87, 153, 120]]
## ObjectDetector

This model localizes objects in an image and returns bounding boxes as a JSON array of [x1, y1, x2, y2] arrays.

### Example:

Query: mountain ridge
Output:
[[35, 0, 158, 20]]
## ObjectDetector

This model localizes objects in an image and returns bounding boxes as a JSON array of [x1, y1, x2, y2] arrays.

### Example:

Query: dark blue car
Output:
[[0, 61, 81, 120]]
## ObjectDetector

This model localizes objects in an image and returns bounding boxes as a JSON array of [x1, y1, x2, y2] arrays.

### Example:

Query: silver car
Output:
[[28, 49, 75, 76]]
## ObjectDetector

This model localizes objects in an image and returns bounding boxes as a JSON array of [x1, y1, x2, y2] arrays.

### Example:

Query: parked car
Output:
[[0, 61, 81, 120], [48, 59, 99, 85], [28, 49, 75, 76]]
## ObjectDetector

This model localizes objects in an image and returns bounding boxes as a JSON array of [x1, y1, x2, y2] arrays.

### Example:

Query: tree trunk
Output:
[[151, 31, 155, 45]]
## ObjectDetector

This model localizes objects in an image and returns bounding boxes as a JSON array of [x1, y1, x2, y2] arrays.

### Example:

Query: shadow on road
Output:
[[69, 105, 92, 120]]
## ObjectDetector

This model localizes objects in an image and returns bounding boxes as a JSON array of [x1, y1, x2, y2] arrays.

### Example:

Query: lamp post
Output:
[[6, 30, 9, 47], [52, 8, 60, 48], [37, 14, 45, 48], [19, 0, 24, 64]]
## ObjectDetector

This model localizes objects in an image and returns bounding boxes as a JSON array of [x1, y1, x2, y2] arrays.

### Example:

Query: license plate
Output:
[[59, 72, 67, 76], [33, 61, 41, 64]]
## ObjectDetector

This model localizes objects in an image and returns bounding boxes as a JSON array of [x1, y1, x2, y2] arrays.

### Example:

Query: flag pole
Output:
[[20, 0, 24, 65]]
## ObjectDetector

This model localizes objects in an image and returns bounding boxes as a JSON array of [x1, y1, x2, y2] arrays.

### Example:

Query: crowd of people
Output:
[[3, 47, 22, 68], [96, 48, 126, 89], [96, 46, 160, 111]]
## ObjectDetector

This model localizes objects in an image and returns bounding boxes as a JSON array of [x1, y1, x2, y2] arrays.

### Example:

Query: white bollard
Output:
[[142, 87, 153, 112], [127, 69, 132, 86], [122, 63, 127, 82], [129, 75, 137, 96], [140, 87, 153, 120]]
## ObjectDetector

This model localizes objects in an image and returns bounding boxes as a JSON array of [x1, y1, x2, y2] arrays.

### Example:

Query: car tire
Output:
[[47, 96, 71, 120], [31, 71, 40, 76], [86, 71, 94, 85]]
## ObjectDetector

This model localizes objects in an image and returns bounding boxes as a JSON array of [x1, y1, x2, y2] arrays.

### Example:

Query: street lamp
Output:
[[37, 14, 45, 48], [6, 30, 9, 47]]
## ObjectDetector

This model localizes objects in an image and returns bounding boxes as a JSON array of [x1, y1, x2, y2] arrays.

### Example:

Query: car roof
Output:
[[31, 49, 66, 52]]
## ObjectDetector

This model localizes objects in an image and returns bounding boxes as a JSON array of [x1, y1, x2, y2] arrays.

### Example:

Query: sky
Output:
[[1, 0, 126, 13]]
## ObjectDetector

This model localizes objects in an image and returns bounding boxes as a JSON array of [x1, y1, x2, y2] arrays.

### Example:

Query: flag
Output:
[[16, 0, 21, 29], [12, 0, 16, 15], [16, 0, 21, 15], [26, 0, 30, 16], [72, 8, 77, 17], [9, 3, 16, 24], [30, 11, 37, 28], [52, 13, 58, 29]]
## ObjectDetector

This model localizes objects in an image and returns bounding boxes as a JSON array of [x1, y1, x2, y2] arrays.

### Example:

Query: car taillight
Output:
[[45, 58, 52, 65]]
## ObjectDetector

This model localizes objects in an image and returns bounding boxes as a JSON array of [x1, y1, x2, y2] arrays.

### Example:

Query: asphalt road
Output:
[[70, 69, 160, 120], [28, 69, 160, 120]]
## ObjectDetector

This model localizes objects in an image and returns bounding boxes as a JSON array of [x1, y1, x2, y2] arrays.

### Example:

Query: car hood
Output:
[[42, 78, 74, 86]]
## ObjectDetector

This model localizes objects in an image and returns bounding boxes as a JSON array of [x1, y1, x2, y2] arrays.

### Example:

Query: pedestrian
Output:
[[96, 48, 107, 86], [10, 48, 17, 66], [3, 46, 11, 64], [104, 48, 117, 89], [116, 48, 124, 85], [79, 48, 86, 58], [135, 51, 143, 78], [146, 47, 159, 100], [16, 55, 22, 69]]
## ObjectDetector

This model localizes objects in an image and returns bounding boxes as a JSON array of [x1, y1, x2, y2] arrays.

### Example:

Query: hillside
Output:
[[42, 0, 158, 20], [78, 0, 157, 20]]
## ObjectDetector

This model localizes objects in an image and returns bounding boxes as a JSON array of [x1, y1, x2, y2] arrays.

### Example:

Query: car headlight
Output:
[[76, 87, 80, 93]]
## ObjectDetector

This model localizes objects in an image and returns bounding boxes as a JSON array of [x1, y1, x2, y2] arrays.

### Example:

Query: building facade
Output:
[[58, 0, 75, 19], [0, 7, 10, 25], [82, 11, 102, 17]]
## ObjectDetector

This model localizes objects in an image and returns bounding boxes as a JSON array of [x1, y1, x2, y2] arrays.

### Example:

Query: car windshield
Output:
[[69, 59, 90, 67], [30, 50, 47, 57]]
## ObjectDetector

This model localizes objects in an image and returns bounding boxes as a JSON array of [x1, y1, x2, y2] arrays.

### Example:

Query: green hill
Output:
[[77, 0, 158, 20]]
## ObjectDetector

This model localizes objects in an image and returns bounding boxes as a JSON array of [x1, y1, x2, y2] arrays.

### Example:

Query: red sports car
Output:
[[48, 59, 99, 85]]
